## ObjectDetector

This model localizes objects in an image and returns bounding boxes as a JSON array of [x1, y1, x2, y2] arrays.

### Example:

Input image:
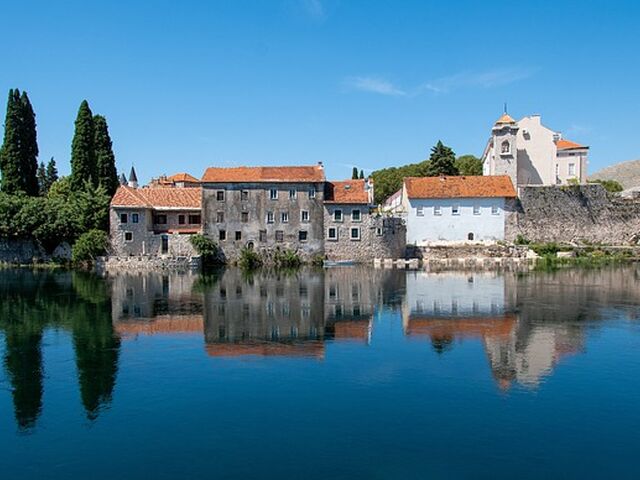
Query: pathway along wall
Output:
[[506, 184, 640, 244]]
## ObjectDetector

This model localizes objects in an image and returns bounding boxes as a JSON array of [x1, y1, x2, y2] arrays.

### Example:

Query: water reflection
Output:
[[2, 265, 640, 433]]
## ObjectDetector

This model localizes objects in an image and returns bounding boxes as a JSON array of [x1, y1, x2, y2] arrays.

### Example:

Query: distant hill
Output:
[[589, 159, 640, 190]]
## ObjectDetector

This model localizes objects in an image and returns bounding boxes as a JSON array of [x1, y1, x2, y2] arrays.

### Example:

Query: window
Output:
[[416, 206, 424, 217], [452, 205, 460, 216], [289, 188, 297, 199], [568, 163, 576, 176], [299, 230, 308, 242], [216, 190, 225, 201], [270, 188, 278, 200], [350, 227, 361, 240], [120, 213, 128, 224], [178, 214, 186, 225], [473, 205, 481, 215], [501, 140, 510, 154], [309, 187, 316, 198], [491, 205, 500, 215], [281, 211, 289, 223], [327, 227, 338, 240], [259, 230, 267, 242], [334, 209, 343, 222], [301, 210, 309, 223], [241, 190, 249, 201], [352, 209, 361, 222], [189, 214, 201, 224], [124, 231, 133, 242], [555, 164, 560, 176], [275, 230, 284, 242], [266, 211, 274, 224], [132, 213, 139, 224], [216, 211, 224, 223], [376, 227, 383, 236], [235, 231, 242, 241], [434, 205, 442, 216], [468, 232, 475, 241], [219, 230, 226, 241], [241, 212, 249, 223], [154, 214, 167, 224], [161, 236, 169, 254]]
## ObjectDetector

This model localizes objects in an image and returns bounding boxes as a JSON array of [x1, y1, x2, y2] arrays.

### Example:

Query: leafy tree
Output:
[[0, 89, 24, 194], [70, 100, 96, 191], [71, 229, 109, 264], [371, 159, 431, 204], [589, 179, 623, 193], [352, 167, 359, 179], [93, 115, 118, 196], [359, 169, 364, 179], [19, 91, 39, 196], [45, 158, 58, 190], [190, 234, 220, 267], [37, 162, 47, 195], [455, 154, 483, 176], [425, 141, 458, 177]]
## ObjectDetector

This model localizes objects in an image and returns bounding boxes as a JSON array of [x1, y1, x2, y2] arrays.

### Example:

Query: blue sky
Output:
[[1, 0, 638, 183]]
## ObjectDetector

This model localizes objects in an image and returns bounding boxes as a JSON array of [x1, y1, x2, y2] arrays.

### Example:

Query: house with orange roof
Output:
[[400, 175, 516, 245], [482, 113, 589, 187]]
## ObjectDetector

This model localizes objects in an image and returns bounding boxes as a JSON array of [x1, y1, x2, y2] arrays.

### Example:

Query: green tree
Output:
[[19, 91, 39, 196], [425, 141, 458, 177], [455, 154, 483, 176], [37, 162, 47, 195], [0, 89, 24, 194], [352, 167, 359, 179], [371, 159, 431, 204], [71, 229, 109, 264], [45, 157, 58, 190], [93, 115, 118, 196], [589, 179, 623, 193], [359, 169, 364, 179], [70, 100, 96, 191]]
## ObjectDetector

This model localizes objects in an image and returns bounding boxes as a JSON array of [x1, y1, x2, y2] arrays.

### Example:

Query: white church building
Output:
[[482, 113, 589, 188]]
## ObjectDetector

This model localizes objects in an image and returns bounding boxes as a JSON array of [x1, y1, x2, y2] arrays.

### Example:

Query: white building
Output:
[[401, 175, 516, 245], [482, 113, 589, 188]]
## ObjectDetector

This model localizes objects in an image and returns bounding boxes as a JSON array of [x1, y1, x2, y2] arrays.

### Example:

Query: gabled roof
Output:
[[495, 113, 516, 125], [556, 139, 588, 151], [404, 175, 516, 199], [168, 172, 200, 183], [325, 179, 370, 204], [111, 185, 202, 209], [201, 165, 325, 183]]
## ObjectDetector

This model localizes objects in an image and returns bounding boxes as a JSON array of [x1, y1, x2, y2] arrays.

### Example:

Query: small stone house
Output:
[[324, 179, 405, 262], [110, 185, 202, 257], [401, 175, 516, 245]]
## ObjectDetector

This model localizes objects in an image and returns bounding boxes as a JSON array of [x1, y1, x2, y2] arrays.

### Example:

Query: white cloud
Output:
[[421, 67, 536, 94], [344, 76, 406, 96]]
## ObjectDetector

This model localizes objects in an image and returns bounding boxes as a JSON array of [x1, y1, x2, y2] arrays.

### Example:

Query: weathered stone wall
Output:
[[323, 205, 406, 262], [0, 238, 72, 264], [96, 254, 201, 274], [506, 184, 640, 244]]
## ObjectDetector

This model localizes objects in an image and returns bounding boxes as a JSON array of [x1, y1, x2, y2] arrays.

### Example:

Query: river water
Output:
[[1, 266, 639, 479]]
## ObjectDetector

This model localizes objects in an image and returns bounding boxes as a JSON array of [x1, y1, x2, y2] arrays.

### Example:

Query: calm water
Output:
[[1, 266, 640, 479]]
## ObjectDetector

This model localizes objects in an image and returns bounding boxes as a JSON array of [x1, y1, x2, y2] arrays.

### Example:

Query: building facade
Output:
[[401, 175, 516, 245], [482, 113, 589, 188]]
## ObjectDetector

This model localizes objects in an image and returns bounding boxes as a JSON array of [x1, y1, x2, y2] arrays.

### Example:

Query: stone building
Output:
[[109, 183, 202, 257], [323, 179, 406, 262], [482, 113, 589, 188]]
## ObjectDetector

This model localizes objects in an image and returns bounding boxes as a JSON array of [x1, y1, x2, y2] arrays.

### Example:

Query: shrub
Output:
[[589, 179, 623, 193], [190, 234, 219, 265], [273, 249, 301, 269], [514, 234, 530, 245], [530, 242, 561, 257], [72, 229, 109, 265], [239, 247, 263, 270]]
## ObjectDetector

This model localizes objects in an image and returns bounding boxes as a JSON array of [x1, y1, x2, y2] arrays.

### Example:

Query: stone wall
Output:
[[506, 184, 640, 245], [96, 254, 201, 274], [0, 238, 71, 264], [323, 205, 406, 262]]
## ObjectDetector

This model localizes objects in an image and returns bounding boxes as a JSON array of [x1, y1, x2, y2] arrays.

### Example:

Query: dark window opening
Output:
[[189, 214, 201, 224], [219, 230, 226, 241], [235, 231, 242, 241], [178, 215, 185, 225], [154, 214, 167, 225], [120, 213, 128, 223]]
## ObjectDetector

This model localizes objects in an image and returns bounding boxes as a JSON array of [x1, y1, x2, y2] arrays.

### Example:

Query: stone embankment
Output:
[[0, 239, 71, 264], [96, 255, 201, 274]]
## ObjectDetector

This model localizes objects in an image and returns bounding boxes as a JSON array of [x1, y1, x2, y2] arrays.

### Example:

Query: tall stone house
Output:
[[482, 113, 589, 188]]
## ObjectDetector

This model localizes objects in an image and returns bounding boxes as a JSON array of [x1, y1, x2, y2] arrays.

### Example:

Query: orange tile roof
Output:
[[556, 139, 588, 150], [325, 179, 370, 204], [115, 315, 204, 337], [111, 185, 202, 209], [205, 341, 325, 359], [201, 165, 325, 183], [404, 175, 516, 199], [495, 113, 516, 124], [168, 172, 200, 183], [406, 314, 516, 339]]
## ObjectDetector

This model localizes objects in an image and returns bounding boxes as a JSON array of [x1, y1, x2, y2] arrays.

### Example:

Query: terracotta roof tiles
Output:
[[404, 175, 516, 199], [168, 172, 200, 183], [111, 185, 202, 209], [201, 165, 325, 183], [495, 113, 516, 124], [325, 179, 371, 204], [556, 139, 588, 151]]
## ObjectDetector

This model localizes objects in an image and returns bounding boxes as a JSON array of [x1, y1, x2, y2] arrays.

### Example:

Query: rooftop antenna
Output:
[[504, 102, 508, 114]]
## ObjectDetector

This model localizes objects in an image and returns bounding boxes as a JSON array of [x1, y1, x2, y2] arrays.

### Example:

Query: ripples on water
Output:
[[1, 266, 640, 479]]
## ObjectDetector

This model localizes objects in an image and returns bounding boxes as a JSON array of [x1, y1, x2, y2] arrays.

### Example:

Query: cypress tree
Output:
[[359, 169, 364, 179], [93, 115, 118, 196], [0, 89, 25, 194], [46, 157, 58, 187], [37, 162, 47, 195], [425, 140, 459, 177], [352, 167, 359, 179], [70, 100, 96, 191], [19, 91, 39, 196]]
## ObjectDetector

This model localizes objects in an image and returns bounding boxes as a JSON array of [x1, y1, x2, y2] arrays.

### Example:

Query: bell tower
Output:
[[490, 111, 519, 188]]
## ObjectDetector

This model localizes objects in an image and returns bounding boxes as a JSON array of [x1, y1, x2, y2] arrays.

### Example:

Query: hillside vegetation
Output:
[[589, 159, 640, 190]]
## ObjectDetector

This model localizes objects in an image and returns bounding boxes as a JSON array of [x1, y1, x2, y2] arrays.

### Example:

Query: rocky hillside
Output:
[[590, 159, 640, 189]]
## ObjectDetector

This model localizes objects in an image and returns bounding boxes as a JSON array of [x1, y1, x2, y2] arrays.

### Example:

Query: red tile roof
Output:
[[168, 172, 200, 183], [111, 185, 202, 209], [556, 139, 588, 151], [325, 179, 371, 204], [115, 315, 204, 337], [406, 314, 516, 338], [201, 165, 325, 183], [404, 175, 516, 199], [205, 341, 325, 359], [495, 113, 516, 124]]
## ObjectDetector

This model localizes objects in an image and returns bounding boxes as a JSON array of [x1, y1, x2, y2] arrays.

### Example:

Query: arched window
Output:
[[467, 232, 474, 241], [501, 140, 510, 154], [246, 241, 255, 250]]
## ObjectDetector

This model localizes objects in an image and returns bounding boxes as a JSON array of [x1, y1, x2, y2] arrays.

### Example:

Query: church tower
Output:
[[490, 112, 519, 189]]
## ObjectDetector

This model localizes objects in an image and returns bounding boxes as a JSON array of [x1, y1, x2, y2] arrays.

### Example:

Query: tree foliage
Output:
[[70, 100, 96, 191], [425, 141, 458, 177], [455, 154, 483, 176], [371, 159, 430, 205], [72, 229, 109, 264], [93, 115, 118, 196], [352, 167, 359, 179], [589, 179, 623, 193]]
